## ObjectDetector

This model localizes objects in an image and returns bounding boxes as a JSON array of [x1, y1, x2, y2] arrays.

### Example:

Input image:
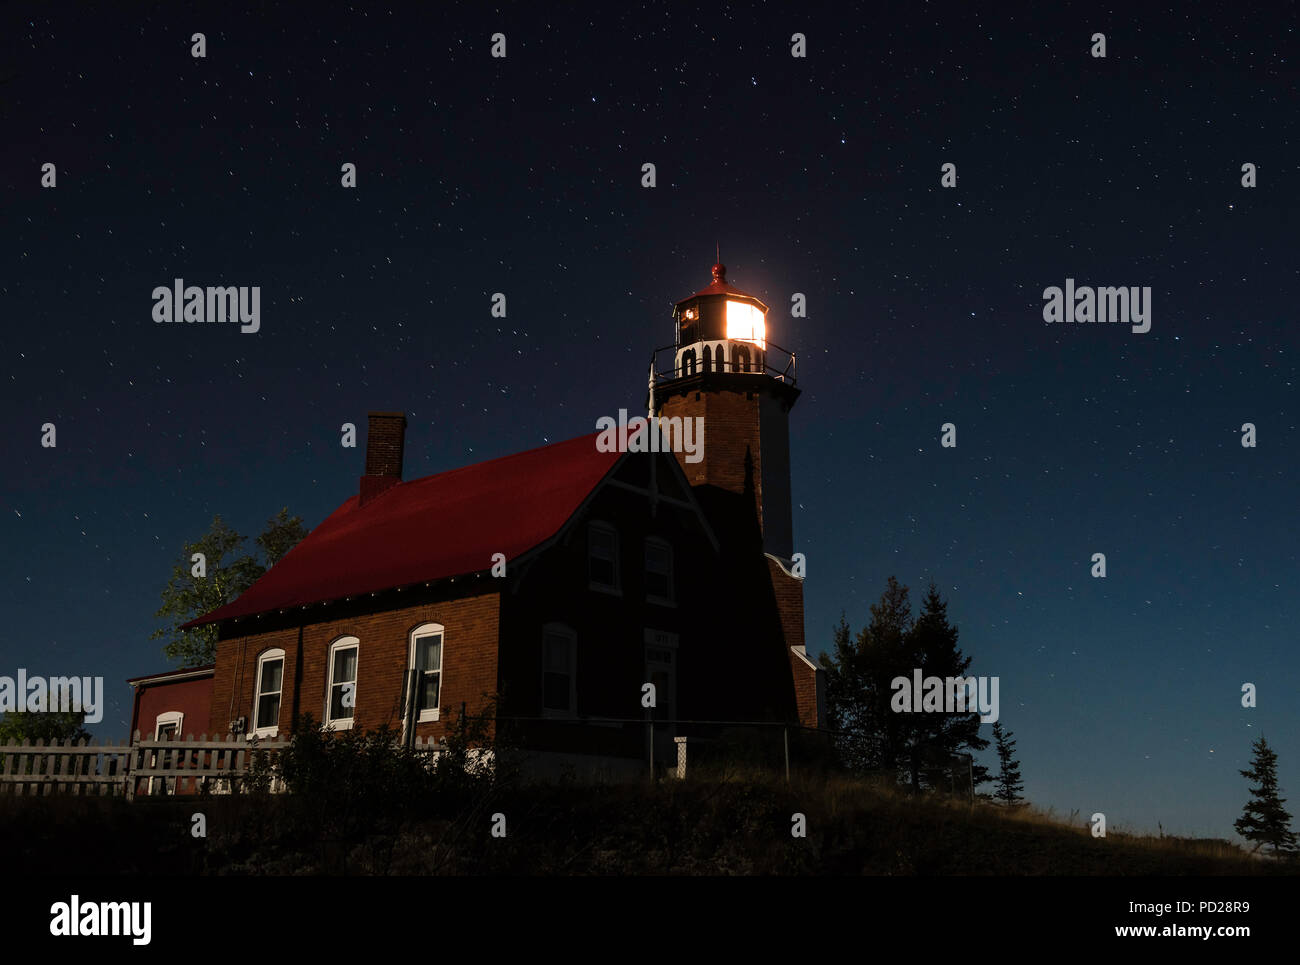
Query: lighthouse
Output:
[[649, 261, 800, 563], [648, 259, 820, 728]]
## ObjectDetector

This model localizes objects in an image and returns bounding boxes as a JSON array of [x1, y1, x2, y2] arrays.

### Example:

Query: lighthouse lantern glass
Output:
[[726, 300, 766, 349]]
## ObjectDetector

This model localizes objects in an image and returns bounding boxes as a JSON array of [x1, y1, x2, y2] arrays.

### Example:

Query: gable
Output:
[[511, 448, 718, 576]]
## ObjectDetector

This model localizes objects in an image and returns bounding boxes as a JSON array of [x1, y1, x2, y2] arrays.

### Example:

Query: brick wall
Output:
[[766, 556, 805, 651], [659, 386, 763, 517], [211, 588, 500, 742], [500, 470, 698, 723], [765, 557, 820, 728]]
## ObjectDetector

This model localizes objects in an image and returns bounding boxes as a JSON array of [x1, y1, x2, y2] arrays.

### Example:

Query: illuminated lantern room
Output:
[[664, 262, 791, 380]]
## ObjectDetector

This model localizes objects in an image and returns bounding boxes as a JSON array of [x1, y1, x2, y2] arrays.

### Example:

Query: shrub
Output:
[[259, 708, 509, 872]]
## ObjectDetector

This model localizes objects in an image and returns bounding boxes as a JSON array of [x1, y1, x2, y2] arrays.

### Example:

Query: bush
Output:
[[257, 709, 508, 873]]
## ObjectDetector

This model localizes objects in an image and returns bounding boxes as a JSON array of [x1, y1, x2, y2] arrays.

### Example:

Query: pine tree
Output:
[[1234, 735, 1298, 857], [818, 578, 914, 775], [905, 583, 990, 792], [857, 577, 914, 777], [819, 578, 991, 793], [992, 720, 1025, 806], [819, 614, 872, 772]]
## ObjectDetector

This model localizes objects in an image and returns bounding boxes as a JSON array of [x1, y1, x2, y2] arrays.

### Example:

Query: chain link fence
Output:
[[458, 711, 980, 796]]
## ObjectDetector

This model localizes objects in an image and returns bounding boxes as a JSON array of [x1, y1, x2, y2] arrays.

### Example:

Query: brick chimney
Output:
[[359, 411, 406, 506]]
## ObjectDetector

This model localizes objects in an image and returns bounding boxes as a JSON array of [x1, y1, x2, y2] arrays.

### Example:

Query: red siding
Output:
[[129, 674, 213, 739]]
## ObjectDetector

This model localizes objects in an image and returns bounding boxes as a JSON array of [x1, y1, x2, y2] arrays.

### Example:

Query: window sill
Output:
[[324, 719, 354, 731], [588, 583, 622, 597], [249, 728, 279, 740], [646, 595, 677, 608], [417, 709, 440, 723]]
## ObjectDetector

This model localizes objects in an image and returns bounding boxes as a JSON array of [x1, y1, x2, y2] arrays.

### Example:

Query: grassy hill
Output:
[[5, 772, 1292, 875]]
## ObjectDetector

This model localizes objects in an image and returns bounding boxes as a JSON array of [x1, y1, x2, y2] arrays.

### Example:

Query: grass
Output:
[[4, 769, 1292, 875]]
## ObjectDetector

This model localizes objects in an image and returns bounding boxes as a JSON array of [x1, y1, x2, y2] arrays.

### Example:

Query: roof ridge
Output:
[[391, 430, 602, 490]]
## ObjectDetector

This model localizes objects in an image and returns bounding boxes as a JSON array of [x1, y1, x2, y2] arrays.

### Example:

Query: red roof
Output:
[[675, 261, 767, 307], [184, 433, 621, 627]]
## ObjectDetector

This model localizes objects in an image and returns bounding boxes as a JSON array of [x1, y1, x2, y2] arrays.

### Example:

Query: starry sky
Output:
[[2, 3, 1296, 842]]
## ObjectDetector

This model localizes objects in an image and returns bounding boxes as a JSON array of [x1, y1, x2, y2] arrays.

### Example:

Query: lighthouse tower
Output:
[[649, 261, 800, 562], [649, 260, 819, 728]]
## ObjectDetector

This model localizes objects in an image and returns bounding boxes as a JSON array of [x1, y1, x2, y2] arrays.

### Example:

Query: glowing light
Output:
[[726, 300, 765, 348]]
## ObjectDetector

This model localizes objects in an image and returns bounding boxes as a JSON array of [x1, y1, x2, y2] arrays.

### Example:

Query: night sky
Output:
[[3, 3, 1295, 842]]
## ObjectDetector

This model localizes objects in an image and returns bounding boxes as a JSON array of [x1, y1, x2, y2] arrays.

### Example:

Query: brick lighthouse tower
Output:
[[649, 261, 821, 727], [649, 260, 800, 562]]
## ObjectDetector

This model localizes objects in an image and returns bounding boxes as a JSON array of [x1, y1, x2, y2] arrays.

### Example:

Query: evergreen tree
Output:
[[992, 720, 1025, 805], [1234, 735, 1298, 857], [152, 509, 307, 667], [855, 576, 915, 777], [819, 578, 914, 775], [905, 583, 991, 792], [819, 614, 872, 772], [820, 579, 993, 792]]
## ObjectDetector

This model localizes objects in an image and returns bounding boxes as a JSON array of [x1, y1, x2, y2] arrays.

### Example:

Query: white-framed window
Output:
[[149, 711, 185, 795], [588, 521, 620, 594], [542, 623, 577, 718], [326, 636, 359, 730], [409, 623, 444, 723], [154, 710, 183, 740], [644, 537, 675, 605], [252, 648, 285, 738]]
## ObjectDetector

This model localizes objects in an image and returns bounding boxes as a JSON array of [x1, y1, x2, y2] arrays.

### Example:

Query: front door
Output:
[[644, 629, 678, 762]]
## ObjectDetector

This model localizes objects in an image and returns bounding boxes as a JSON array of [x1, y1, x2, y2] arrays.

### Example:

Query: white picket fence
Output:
[[0, 732, 288, 798], [0, 731, 452, 798]]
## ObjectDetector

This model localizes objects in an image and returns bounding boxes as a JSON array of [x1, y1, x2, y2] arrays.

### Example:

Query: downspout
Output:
[[129, 681, 143, 740], [401, 669, 418, 748], [227, 631, 244, 735], [291, 624, 304, 731]]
